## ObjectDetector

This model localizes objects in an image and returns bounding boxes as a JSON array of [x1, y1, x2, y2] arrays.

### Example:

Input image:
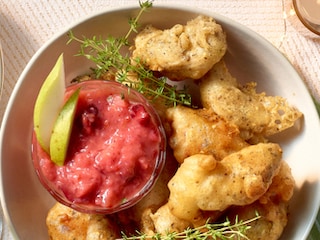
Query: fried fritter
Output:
[[46, 202, 120, 240], [132, 15, 227, 80], [122, 148, 178, 226], [166, 105, 248, 163], [167, 143, 282, 223], [140, 203, 224, 235], [226, 161, 295, 240], [200, 61, 303, 142], [149, 203, 192, 235]]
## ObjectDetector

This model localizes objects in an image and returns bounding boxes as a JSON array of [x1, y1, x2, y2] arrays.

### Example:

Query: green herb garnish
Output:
[[313, 96, 320, 117], [67, 0, 192, 107], [120, 214, 261, 240]]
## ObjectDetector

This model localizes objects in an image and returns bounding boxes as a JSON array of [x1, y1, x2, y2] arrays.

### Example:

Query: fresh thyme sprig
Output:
[[120, 214, 261, 240], [67, 0, 192, 107]]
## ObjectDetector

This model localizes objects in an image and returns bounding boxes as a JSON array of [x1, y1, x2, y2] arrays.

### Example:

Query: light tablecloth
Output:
[[0, 0, 319, 239]]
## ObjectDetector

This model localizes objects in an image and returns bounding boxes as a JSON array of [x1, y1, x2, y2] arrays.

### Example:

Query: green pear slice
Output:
[[50, 88, 80, 166], [33, 54, 65, 153]]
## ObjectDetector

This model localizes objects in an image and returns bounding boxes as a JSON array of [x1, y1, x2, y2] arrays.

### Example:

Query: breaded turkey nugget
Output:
[[226, 161, 295, 240], [167, 143, 282, 222], [200, 61, 303, 142], [166, 105, 248, 163], [46, 202, 119, 240], [132, 15, 227, 80]]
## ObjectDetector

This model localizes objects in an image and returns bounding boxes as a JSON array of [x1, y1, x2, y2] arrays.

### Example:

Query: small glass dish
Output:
[[32, 80, 166, 214], [293, 0, 320, 35]]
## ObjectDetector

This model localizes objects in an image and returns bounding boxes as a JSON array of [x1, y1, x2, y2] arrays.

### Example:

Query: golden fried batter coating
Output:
[[150, 203, 192, 235], [226, 161, 295, 240], [166, 105, 248, 163], [259, 160, 295, 204], [140, 203, 224, 235], [132, 15, 227, 80], [46, 202, 119, 240], [167, 143, 282, 223], [200, 61, 303, 141], [126, 148, 178, 224], [148, 202, 223, 235]]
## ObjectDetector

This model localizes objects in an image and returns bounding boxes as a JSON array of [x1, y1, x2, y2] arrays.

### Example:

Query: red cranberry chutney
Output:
[[32, 80, 166, 213]]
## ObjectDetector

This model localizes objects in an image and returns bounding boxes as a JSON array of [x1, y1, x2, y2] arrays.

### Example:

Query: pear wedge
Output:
[[50, 88, 80, 166], [33, 54, 65, 153]]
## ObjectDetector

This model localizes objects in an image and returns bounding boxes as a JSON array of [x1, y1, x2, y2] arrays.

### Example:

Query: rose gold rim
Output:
[[292, 0, 320, 35], [0, 42, 4, 100]]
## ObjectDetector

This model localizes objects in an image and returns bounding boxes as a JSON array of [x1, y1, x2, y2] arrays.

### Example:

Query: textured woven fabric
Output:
[[0, 0, 319, 239]]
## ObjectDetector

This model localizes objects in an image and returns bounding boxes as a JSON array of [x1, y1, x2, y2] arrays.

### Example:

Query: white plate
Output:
[[1, 4, 320, 240]]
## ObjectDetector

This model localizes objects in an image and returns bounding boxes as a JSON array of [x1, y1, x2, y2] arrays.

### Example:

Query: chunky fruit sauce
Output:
[[32, 80, 165, 213]]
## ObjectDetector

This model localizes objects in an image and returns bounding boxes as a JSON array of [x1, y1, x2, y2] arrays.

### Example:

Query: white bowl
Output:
[[1, 4, 320, 240]]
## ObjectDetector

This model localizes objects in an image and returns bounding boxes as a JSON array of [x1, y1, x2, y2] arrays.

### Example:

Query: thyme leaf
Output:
[[119, 214, 261, 240], [67, 0, 192, 107]]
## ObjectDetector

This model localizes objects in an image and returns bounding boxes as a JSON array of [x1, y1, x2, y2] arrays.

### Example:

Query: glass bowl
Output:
[[32, 80, 166, 214]]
